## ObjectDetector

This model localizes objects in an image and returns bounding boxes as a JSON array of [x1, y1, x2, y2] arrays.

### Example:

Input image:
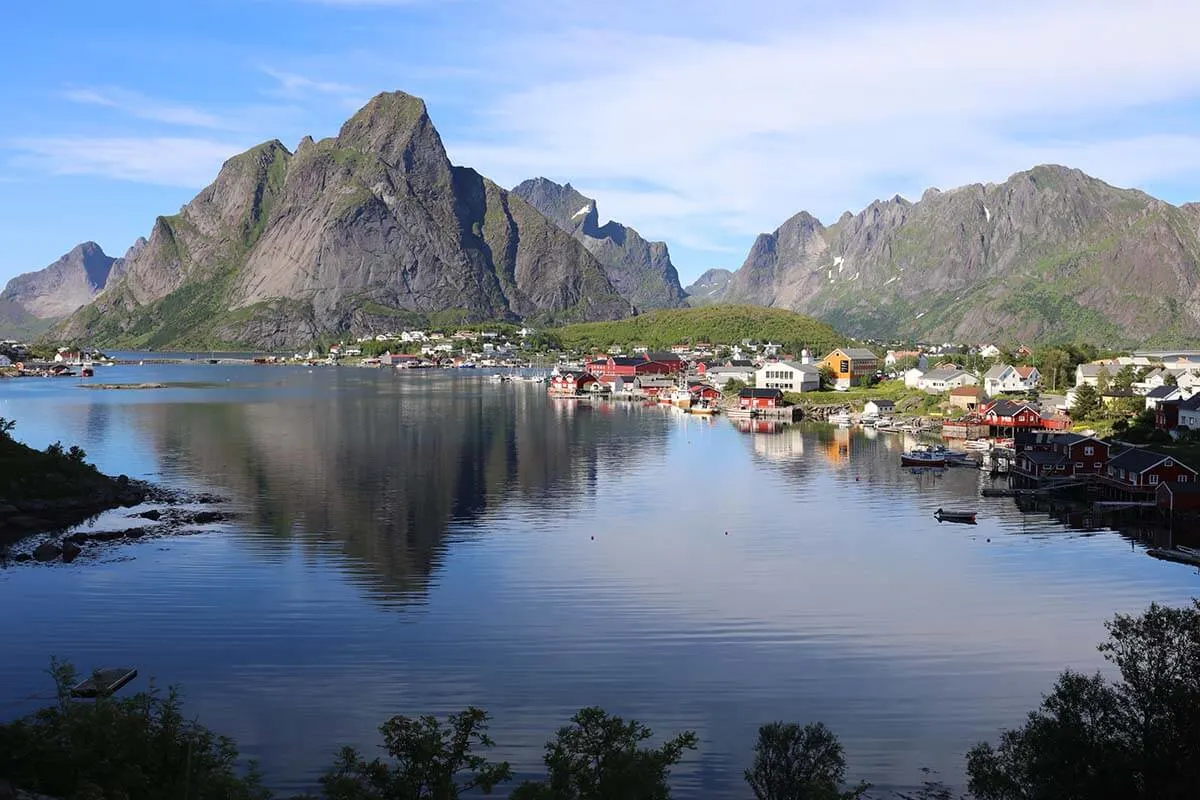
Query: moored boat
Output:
[[901, 447, 947, 467], [934, 508, 977, 524]]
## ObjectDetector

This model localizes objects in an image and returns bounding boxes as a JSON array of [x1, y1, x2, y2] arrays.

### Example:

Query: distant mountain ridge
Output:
[[0, 241, 140, 340], [49, 91, 631, 349], [511, 177, 687, 310], [684, 268, 735, 305], [720, 165, 1200, 346]]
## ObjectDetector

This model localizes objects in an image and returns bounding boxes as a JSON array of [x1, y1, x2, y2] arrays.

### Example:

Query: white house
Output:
[[1075, 363, 1113, 387], [885, 349, 920, 367], [983, 364, 1018, 396], [1144, 385, 1182, 411], [756, 361, 820, 393], [705, 366, 756, 387], [903, 368, 925, 388], [1178, 371, 1200, 395], [978, 344, 1002, 359], [917, 367, 978, 393], [863, 399, 896, 418], [1179, 395, 1200, 431]]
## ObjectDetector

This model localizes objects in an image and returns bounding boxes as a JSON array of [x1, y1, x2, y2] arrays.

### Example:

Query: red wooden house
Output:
[[594, 356, 677, 383], [644, 352, 685, 373], [1051, 433, 1111, 475], [739, 388, 784, 409], [689, 383, 721, 401], [1101, 448, 1198, 499], [549, 371, 598, 396]]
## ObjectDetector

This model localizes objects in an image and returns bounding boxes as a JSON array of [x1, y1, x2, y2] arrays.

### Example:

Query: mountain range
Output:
[[4, 87, 1200, 348], [42, 92, 653, 350], [715, 165, 1200, 346]]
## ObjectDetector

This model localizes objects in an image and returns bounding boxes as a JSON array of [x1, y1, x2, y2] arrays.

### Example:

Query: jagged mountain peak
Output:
[[49, 88, 629, 348], [511, 177, 686, 310], [336, 91, 439, 164]]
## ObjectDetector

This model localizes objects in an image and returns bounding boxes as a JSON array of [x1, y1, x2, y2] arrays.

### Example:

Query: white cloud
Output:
[[448, 0, 1200, 273], [62, 87, 230, 130], [10, 136, 248, 188], [260, 67, 363, 99]]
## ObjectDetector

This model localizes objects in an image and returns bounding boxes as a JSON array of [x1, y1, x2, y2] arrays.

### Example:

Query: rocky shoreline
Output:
[[1, 490, 237, 565]]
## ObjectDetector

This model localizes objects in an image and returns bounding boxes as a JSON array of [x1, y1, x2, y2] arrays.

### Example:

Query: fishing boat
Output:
[[828, 411, 852, 426], [934, 508, 977, 524], [901, 447, 947, 467]]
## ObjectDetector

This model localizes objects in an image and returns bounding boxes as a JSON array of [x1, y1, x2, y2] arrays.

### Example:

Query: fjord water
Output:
[[1, 366, 1197, 797]]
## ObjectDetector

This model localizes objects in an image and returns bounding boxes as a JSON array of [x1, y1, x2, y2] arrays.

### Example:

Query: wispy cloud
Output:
[[450, 0, 1200, 267], [260, 67, 362, 99], [10, 136, 248, 187], [62, 87, 230, 130]]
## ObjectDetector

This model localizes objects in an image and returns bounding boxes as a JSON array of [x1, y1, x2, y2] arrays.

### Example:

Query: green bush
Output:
[[0, 660, 269, 800]]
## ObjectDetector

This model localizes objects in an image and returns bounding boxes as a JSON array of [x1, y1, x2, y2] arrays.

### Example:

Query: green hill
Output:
[[555, 305, 848, 353]]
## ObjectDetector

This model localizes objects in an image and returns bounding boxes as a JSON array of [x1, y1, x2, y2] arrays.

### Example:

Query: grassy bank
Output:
[[784, 381, 947, 416], [0, 418, 147, 547]]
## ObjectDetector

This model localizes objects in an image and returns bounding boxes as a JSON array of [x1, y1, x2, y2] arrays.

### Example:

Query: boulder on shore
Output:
[[60, 540, 82, 563], [32, 542, 61, 562]]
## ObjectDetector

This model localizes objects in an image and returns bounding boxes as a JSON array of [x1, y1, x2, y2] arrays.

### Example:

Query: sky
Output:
[[4, 0, 1200, 288]]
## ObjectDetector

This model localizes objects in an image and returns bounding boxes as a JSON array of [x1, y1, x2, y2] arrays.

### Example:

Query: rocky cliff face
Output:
[[54, 92, 629, 349], [0, 242, 121, 339], [684, 268, 734, 305], [723, 166, 1200, 345], [511, 177, 686, 310]]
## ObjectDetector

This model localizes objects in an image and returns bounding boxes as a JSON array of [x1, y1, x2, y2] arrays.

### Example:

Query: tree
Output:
[[0, 660, 270, 800], [818, 365, 837, 390], [1165, 371, 1179, 387], [509, 707, 697, 800], [1114, 364, 1136, 391], [1071, 383, 1100, 419], [1096, 366, 1112, 394], [967, 600, 1200, 800], [319, 708, 511, 800], [744, 722, 869, 800]]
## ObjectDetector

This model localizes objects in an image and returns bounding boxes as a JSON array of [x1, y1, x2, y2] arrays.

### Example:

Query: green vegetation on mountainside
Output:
[[556, 305, 847, 351]]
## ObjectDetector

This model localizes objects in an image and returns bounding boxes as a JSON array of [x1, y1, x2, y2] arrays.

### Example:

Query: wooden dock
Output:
[[71, 667, 138, 698]]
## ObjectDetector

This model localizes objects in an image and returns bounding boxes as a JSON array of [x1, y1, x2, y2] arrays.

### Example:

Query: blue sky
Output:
[[4, 0, 1200, 288]]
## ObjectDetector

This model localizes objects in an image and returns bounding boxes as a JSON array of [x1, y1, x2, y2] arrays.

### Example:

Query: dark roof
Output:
[[1055, 433, 1106, 446], [609, 356, 645, 367], [1101, 389, 1138, 398], [727, 359, 754, 367], [1146, 385, 1179, 399], [1108, 448, 1197, 475], [988, 399, 1037, 416], [646, 352, 682, 362], [1021, 451, 1066, 465], [1181, 394, 1200, 412], [740, 388, 784, 398], [866, 399, 896, 408]]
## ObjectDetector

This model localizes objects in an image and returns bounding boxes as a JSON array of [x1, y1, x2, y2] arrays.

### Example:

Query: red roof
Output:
[[950, 386, 985, 396], [1015, 366, 1037, 378]]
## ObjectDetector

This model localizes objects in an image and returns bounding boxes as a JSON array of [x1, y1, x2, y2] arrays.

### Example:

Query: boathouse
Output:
[[689, 383, 721, 401], [1156, 481, 1200, 513], [739, 388, 784, 409], [949, 386, 986, 412], [549, 371, 598, 395], [1100, 448, 1198, 500], [863, 399, 895, 418]]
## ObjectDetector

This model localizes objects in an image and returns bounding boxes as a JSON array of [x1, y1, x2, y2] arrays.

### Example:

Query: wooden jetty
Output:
[[71, 667, 138, 699]]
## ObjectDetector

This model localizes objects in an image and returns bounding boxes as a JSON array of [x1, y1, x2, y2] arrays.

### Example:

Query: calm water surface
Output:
[[2, 364, 1198, 797]]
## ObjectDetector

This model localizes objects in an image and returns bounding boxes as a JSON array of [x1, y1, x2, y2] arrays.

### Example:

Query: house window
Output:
[[1075, 462, 1083, 469], [1094, 462, 1102, 469], [839, 360, 849, 373], [1179, 475, 1190, 483], [1149, 474, 1159, 485], [1084, 446, 1094, 456]]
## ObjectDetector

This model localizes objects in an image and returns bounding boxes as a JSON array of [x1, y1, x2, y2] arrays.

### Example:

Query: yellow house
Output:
[[820, 348, 879, 388]]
